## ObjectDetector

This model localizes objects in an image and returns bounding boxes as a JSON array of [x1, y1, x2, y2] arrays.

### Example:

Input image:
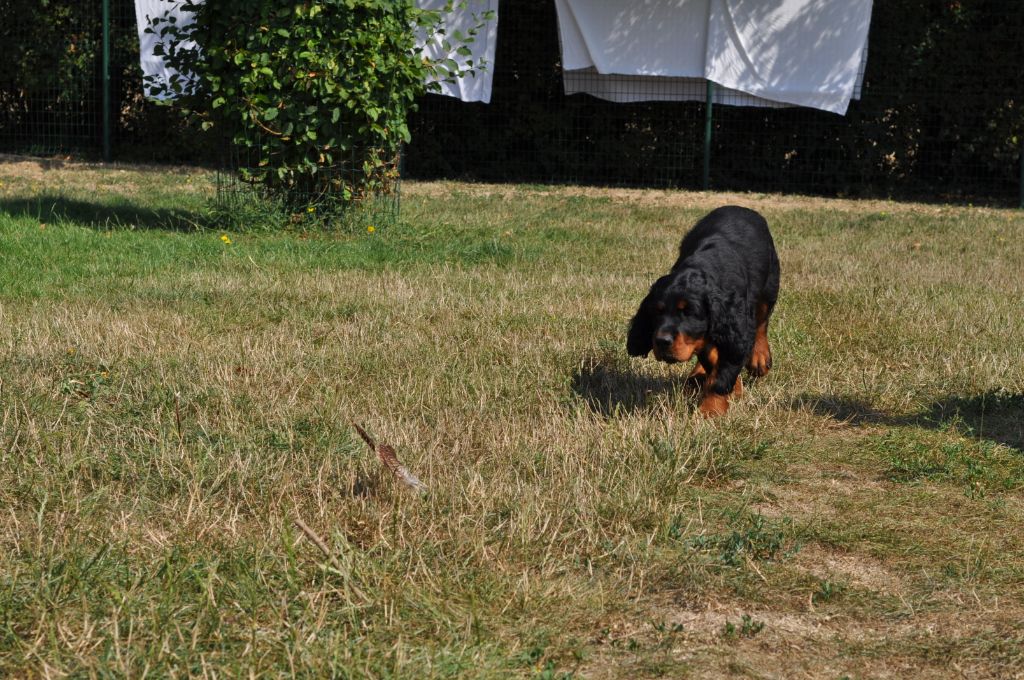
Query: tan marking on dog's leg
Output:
[[747, 302, 773, 377], [683, 357, 708, 394], [698, 346, 734, 417]]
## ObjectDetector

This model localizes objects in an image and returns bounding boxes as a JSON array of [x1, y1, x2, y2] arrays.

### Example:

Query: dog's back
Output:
[[672, 206, 778, 300]]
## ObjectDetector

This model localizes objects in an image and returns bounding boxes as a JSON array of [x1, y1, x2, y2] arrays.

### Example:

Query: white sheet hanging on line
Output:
[[136, 0, 498, 104], [556, 0, 709, 76], [134, 0, 200, 100], [705, 0, 872, 113], [416, 0, 500, 103], [555, 0, 872, 114]]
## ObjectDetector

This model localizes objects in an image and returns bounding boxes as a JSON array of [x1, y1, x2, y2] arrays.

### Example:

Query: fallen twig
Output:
[[353, 423, 428, 494]]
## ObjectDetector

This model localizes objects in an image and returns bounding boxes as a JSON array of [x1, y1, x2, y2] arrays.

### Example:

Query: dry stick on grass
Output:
[[293, 516, 369, 602], [353, 423, 428, 494]]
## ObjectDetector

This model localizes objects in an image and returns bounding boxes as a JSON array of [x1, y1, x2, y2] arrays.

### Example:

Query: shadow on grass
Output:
[[0, 195, 210, 232], [570, 352, 697, 416], [794, 392, 1024, 452]]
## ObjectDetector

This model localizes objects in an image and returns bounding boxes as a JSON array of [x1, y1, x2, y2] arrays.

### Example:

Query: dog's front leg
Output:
[[698, 348, 743, 417]]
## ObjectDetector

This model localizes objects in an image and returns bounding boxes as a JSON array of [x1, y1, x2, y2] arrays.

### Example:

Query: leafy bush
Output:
[[147, 0, 489, 209]]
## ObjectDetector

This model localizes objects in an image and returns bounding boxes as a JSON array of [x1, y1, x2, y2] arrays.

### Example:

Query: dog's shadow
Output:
[[570, 352, 696, 416], [795, 392, 1024, 452]]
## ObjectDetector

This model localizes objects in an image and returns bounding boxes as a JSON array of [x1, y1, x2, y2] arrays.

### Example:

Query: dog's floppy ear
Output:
[[627, 275, 670, 357], [626, 299, 655, 357]]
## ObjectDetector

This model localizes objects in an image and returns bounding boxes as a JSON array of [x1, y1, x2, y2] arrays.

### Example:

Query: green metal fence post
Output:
[[102, 0, 112, 162], [703, 79, 714, 191]]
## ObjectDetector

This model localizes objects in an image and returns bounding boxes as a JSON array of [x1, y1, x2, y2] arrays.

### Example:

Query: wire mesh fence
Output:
[[404, 0, 1024, 206], [215, 141, 403, 230], [0, 0, 210, 163], [2, 1, 1022, 206], [1, 0, 108, 156]]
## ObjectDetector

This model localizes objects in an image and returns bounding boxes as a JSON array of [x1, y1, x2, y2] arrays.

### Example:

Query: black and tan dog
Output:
[[627, 206, 780, 416]]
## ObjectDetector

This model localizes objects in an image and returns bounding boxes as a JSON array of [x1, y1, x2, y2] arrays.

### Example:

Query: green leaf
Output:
[[263, 107, 279, 121]]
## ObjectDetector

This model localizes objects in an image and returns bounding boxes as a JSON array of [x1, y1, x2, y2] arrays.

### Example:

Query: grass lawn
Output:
[[1, 157, 1023, 678]]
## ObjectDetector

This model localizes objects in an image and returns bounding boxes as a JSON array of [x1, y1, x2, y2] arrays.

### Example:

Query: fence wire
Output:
[[2, 1, 1022, 206], [404, 1, 1024, 205], [0, 0, 207, 163]]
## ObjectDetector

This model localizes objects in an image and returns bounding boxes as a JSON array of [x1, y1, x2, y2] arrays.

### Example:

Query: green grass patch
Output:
[[873, 427, 1024, 495]]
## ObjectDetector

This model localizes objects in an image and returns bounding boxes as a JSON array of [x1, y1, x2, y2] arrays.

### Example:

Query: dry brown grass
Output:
[[1, 163, 1023, 677]]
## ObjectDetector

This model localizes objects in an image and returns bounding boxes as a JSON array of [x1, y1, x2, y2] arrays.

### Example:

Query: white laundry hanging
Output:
[[417, 0, 500, 103], [555, 0, 872, 114], [135, 0, 499, 104], [705, 0, 872, 113], [134, 0, 200, 100]]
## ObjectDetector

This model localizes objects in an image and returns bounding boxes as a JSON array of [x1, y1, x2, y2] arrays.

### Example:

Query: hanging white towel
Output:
[[555, 0, 872, 113], [705, 0, 872, 113], [416, 0, 500, 103], [134, 0, 200, 100], [136, 0, 499, 104], [556, 0, 709, 77]]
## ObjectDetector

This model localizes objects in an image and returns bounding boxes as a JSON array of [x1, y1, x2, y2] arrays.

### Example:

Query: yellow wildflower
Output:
[[367, 225, 376, 233], [220, 234, 232, 245]]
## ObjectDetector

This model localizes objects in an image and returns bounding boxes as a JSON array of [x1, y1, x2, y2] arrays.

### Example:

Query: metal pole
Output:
[[703, 79, 714, 191], [102, 0, 112, 162], [1019, 141, 1023, 210]]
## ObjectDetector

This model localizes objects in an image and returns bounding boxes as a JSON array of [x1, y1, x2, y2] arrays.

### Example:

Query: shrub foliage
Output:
[[147, 0, 487, 207]]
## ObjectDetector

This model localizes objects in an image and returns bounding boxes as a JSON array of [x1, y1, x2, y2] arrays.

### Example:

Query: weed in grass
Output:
[[58, 364, 111, 401], [813, 578, 847, 604], [688, 511, 797, 567], [533, 660, 574, 679], [652, 620, 686, 639], [722, 614, 766, 640]]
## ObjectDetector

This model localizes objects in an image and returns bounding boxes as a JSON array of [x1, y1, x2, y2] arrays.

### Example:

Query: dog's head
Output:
[[627, 270, 711, 363]]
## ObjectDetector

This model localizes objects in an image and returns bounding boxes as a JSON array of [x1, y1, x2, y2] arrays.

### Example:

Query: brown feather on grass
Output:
[[353, 423, 428, 494]]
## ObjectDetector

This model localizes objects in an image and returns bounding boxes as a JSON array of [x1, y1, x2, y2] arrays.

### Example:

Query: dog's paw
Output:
[[699, 392, 730, 417], [747, 342, 772, 378]]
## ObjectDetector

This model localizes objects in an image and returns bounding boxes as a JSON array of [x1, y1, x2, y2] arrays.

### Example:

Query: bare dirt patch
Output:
[[792, 544, 907, 597], [584, 597, 1024, 679]]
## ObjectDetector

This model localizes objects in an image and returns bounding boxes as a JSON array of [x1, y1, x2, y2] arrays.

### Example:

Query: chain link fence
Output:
[[2, 1, 1022, 206]]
